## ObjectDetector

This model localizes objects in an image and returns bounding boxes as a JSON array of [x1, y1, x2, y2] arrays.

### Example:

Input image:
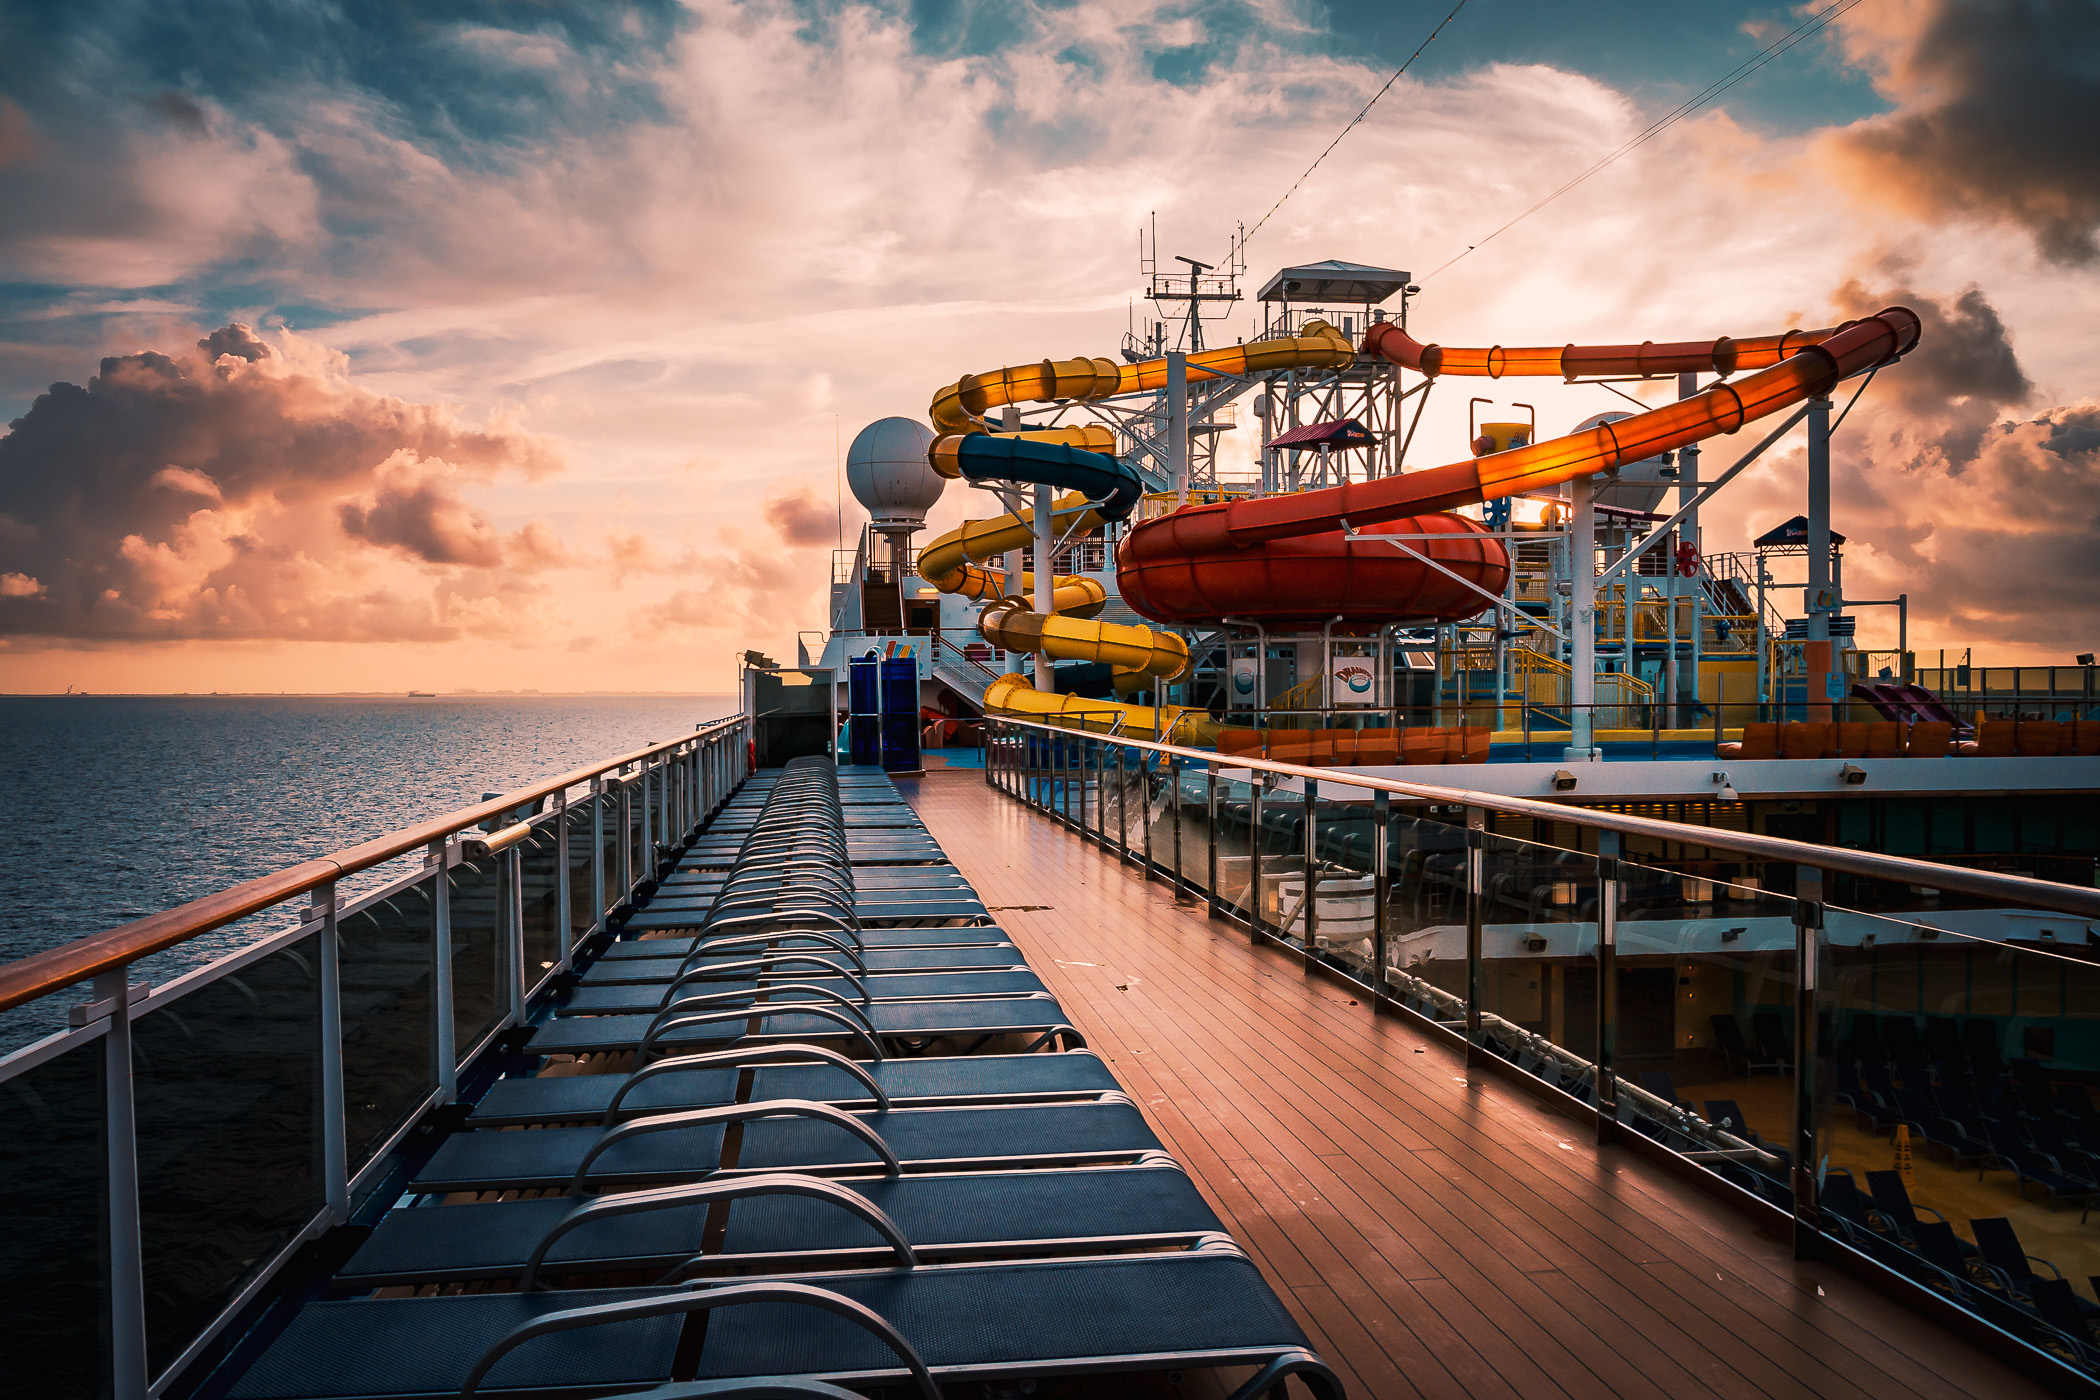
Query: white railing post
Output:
[[98, 966, 148, 1400], [429, 840, 456, 1101], [312, 881, 348, 1220]]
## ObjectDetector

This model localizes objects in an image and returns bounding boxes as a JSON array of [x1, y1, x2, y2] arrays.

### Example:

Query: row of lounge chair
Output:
[[224, 757, 1341, 1399], [1822, 1165, 2100, 1369]]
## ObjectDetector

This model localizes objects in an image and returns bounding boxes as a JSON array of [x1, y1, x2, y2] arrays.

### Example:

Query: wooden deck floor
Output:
[[900, 764, 2051, 1400]]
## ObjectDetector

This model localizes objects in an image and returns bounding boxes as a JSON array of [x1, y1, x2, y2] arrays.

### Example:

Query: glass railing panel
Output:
[[1473, 832, 1597, 1100], [337, 876, 436, 1174], [519, 823, 562, 993], [1616, 860, 1799, 1210], [1176, 757, 1212, 898], [1253, 776, 1309, 951], [1305, 787, 1380, 987], [0, 1035, 110, 1398], [134, 933, 322, 1379], [446, 853, 507, 1060], [1143, 753, 1183, 886], [1818, 903, 2100, 1374], [1100, 743, 1129, 852], [1211, 767, 1259, 923], [566, 800, 595, 946], [1381, 809, 1470, 1025]]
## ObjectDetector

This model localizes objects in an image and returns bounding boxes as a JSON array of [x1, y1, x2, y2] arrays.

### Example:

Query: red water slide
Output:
[[1116, 307, 1919, 624]]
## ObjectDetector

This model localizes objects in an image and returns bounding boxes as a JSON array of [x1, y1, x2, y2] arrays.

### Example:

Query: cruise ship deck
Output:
[[901, 759, 2051, 1400]]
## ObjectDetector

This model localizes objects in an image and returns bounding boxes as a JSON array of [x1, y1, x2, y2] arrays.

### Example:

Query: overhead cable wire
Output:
[[1423, 0, 1870, 281], [1233, 0, 1473, 256]]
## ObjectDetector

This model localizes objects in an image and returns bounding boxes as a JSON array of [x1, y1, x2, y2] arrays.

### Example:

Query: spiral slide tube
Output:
[[916, 493, 1200, 739], [1189, 307, 1921, 550], [918, 324, 1364, 739]]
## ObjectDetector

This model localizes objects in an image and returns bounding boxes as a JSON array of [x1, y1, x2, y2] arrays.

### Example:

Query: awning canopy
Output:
[[1755, 514, 1847, 548], [1256, 261, 1409, 305], [1266, 418, 1378, 451]]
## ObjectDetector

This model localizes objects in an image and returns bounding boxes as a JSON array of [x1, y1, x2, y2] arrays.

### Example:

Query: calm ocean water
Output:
[[0, 694, 733, 1052]]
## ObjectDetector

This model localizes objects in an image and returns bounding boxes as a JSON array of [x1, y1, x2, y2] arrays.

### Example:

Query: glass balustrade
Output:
[[979, 714, 2100, 1380], [0, 717, 749, 1400]]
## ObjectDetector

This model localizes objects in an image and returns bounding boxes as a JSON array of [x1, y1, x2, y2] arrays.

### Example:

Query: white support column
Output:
[[1679, 371, 1703, 722], [1168, 351, 1188, 507], [1806, 396, 1835, 719], [99, 967, 148, 1400], [1033, 482, 1054, 691], [1567, 472, 1599, 760], [1002, 405, 1024, 600]]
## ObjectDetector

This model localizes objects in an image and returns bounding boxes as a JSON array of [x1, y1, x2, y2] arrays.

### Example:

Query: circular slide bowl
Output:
[[1117, 506, 1509, 625]]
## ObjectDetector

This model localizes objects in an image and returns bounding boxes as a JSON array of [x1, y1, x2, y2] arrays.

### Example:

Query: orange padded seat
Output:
[[2016, 720, 2064, 757], [1266, 730, 1315, 763], [1721, 722, 1779, 760], [1780, 722, 1833, 760], [1400, 728, 1447, 765], [1974, 720, 2018, 757], [1863, 722, 1903, 757], [1834, 722, 1874, 758], [1905, 721, 1952, 757], [1216, 728, 1264, 758], [1355, 728, 1401, 765], [2073, 719, 2100, 756], [1456, 727, 1492, 764]]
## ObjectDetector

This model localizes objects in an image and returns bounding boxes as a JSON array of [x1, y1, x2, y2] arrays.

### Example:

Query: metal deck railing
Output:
[[0, 713, 752, 1400], [982, 714, 2100, 1389]]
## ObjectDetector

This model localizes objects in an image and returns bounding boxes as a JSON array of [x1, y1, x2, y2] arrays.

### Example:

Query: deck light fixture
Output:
[[1711, 771, 1739, 802], [1840, 763, 1867, 786], [1551, 769, 1577, 791], [1720, 927, 1744, 943]]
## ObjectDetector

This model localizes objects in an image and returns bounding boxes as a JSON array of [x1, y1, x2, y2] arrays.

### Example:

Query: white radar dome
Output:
[[845, 417, 944, 528]]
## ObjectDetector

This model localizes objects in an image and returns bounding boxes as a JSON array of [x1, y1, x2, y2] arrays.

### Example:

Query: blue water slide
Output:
[[948, 435, 1142, 522]]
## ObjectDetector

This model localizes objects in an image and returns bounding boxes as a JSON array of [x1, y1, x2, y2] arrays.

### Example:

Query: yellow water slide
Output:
[[921, 323, 1358, 737], [916, 491, 1199, 739]]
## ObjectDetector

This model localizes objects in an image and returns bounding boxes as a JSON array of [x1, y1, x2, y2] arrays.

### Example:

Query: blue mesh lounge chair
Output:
[[524, 990, 1083, 1059], [556, 969, 1050, 1017], [1982, 1120, 2099, 1219], [1863, 1170, 1966, 1252], [470, 1045, 1124, 1127], [338, 1161, 1226, 1288], [410, 1096, 1167, 1195], [1710, 1015, 1784, 1077], [227, 1250, 1342, 1400], [582, 943, 1028, 984]]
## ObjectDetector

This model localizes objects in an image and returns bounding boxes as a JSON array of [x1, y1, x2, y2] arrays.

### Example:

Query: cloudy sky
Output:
[[0, 0, 2095, 692]]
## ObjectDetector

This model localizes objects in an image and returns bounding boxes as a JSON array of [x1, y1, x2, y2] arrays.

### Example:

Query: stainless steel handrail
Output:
[[994, 716, 2100, 920], [0, 713, 749, 1012]]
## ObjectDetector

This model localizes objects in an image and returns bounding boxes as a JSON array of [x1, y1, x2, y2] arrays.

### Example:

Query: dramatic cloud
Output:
[[1731, 279, 2097, 655], [1, 0, 2096, 685], [0, 324, 566, 642], [763, 485, 837, 548], [1824, 0, 2100, 264]]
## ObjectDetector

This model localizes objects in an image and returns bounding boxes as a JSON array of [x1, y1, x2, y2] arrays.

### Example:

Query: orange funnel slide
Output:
[[1198, 306, 1920, 548]]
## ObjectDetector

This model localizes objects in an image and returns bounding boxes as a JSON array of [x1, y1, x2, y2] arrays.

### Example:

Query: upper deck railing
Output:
[[984, 714, 2100, 1388], [0, 710, 751, 1400]]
